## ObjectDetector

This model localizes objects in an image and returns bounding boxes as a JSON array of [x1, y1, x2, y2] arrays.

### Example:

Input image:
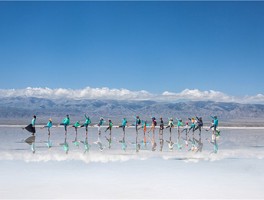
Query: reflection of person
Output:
[[105, 119, 113, 149], [63, 136, 69, 154], [181, 122, 189, 137], [23, 115, 37, 136], [83, 136, 90, 153], [193, 137, 203, 153], [206, 134, 218, 154]]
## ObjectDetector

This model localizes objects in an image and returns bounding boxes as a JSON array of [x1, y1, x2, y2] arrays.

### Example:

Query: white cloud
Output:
[[0, 87, 153, 101], [0, 87, 263, 104], [160, 89, 239, 102]]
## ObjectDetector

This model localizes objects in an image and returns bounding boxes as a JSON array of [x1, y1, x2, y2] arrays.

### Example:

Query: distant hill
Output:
[[0, 97, 264, 126]]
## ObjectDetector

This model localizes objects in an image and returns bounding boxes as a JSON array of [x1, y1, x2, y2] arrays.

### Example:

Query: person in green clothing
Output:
[[176, 118, 183, 140], [72, 121, 81, 147], [206, 116, 219, 132], [188, 117, 196, 136], [97, 117, 104, 138], [118, 118, 128, 142], [59, 114, 70, 135], [32, 115, 36, 127], [42, 118, 52, 136], [23, 115, 37, 136], [81, 114, 91, 136], [82, 135, 90, 153], [105, 119, 113, 149], [105, 119, 113, 133], [41, 118, 53, 148], [117, 118, 128, 151], [22, 115, 37, 153], [175, 118, 184, 150], [72, 121, 80, 135], [206, 116, 220, 154]]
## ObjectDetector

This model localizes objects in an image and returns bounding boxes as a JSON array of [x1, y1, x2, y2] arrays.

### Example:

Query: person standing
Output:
[[116, 118, 128, 151], [176, 118, 184, 150], [194, 116, 203, 137], [72, 121, 81, 147], [105, 119, 113, 133], [105, 119, 113, 149], [188, 117, 196, 136], [176, 118, 183, 140], [206, 116, 218, 132], [96, 117, 104, 141], [159, 117, 164, 151], [166, 118, 174, 151], [142, 120, 148, 148], [135, 116, 141, 152], [23, 115, 37, 136], [181, 121, 189, 148], [148, 117, 157, 151], [41, 118, 53, 148], [81, 114, 91, 136], [166, 118, 174, 130], [72, 121, 81, 136], [60, 114, 70, 135], [117, 118, 128, 142], [206, 116, 219, 154], [43, 118, 52, 136], [135, 116, 141, 132]]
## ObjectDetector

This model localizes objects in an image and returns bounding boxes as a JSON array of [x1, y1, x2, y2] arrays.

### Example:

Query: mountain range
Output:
[[0, 97, 264, 126]]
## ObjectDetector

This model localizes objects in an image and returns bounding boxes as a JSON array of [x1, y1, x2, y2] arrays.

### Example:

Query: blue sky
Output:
[[0, 1, 263, 96]]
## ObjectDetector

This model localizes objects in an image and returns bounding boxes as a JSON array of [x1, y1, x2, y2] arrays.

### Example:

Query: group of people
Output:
[[23, 114, 220, 153]]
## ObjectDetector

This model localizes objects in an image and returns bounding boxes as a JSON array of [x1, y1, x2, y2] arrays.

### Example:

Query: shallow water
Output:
[[0, 127, 264, 199], [1, 126, 264, 161]]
